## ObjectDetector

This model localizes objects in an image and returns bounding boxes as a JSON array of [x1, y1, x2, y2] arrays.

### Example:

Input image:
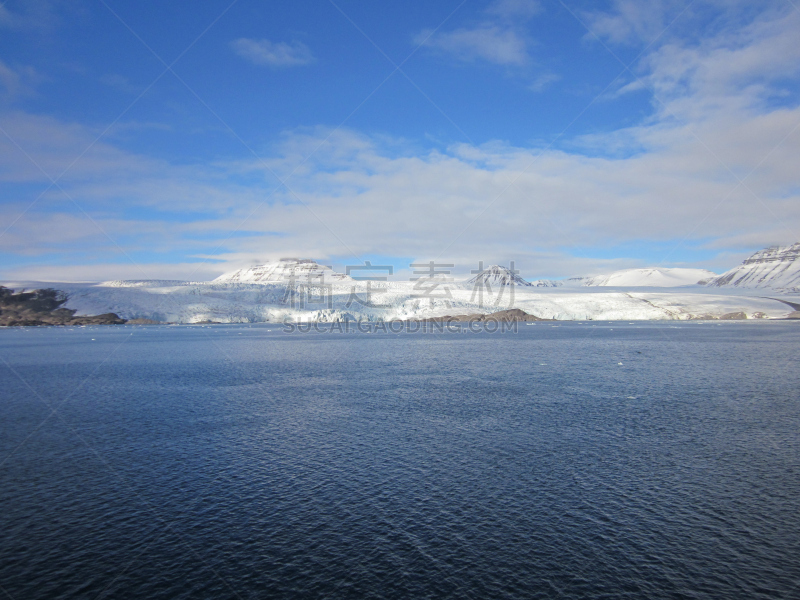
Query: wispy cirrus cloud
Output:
[[414, 0, 541, 66], [581, 0, 684, 46], [528, 72, 560, 92], [0, 0, 65, 31], [414, 25, 529, 66], [231, 38, 315, 68], [0, 60, 38, 102], [611, 5, 800, 119]]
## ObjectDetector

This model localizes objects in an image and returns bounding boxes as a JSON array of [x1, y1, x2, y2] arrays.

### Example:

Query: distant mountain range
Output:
[[469, 244, 800, 292], [2, 243, 799, 324], [466, 244, 800, 291], [567, 267, 718, 288], [209, 242, 799, 291], [208, 262, 721, 289]]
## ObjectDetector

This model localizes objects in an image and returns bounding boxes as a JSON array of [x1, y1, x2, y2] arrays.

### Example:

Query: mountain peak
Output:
[[466, 265, 531, 287], [707, 242, 800, 290], [570, 267, 716, 287], [214, 259, 351, 284]]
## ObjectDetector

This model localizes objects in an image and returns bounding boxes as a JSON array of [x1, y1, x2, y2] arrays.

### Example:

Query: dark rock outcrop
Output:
[[410, 308, 549, 323], [689, 311, 749, 321], [718, 311, 747, 320], [465, 266, 532, 288], [0, 286, 126, 326]]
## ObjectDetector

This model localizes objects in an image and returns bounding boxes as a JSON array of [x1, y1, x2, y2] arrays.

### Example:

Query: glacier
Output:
[[4, 246, 800, 324], [46, 279, 799, 323]]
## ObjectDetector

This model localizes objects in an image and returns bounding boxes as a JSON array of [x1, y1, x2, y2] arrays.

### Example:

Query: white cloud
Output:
[[2, 262, 226, 283], [231, 38, 315, 68], [3, 103, 799, 280], [2, 6, 800, 280], [0, 61, 23, 99], [415, 25, 530, 66], [638, 8, 800, 120], [583, 0, 682, 45], [0, 0, 63, 31], [528, 72, 560, 92], [0, 111, 165, 183], [414, 0, 543, 66], [0, 5, 14, 28], [0, 60, 38, 102]]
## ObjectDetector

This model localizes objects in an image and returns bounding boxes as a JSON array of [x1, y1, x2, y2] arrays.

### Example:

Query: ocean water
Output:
[[1, 322, 799, 600]]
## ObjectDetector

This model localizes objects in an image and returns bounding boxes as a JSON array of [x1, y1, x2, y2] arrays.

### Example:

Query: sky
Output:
[[1, 0, 799, 282]]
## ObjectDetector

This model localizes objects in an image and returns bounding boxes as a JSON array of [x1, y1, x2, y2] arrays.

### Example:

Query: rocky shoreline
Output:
[[1, 285, 792, 326], [407, 308, 551, 323], [0, 287, 126, 327]]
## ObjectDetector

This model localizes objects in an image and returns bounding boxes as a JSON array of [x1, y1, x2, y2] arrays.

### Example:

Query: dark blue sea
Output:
[[2, 322, 799, 600]]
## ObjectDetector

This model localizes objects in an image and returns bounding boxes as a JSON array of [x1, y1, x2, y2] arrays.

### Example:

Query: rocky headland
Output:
[[0, 287, 126, 326]]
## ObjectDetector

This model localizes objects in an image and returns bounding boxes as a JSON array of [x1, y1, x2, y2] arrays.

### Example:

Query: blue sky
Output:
[[1, 0, 799, 281]]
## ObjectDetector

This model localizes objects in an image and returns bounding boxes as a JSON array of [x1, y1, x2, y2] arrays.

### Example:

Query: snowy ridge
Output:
[[568, 268, 716, 287], [214, 258, 352, 284], [7, 244, 800, 324], [706, 243, 800, 291], [11, 277, 795, 324], [465, 265, 531, 287], [528, 280, 563, 288], [100, 280, 202, 288]]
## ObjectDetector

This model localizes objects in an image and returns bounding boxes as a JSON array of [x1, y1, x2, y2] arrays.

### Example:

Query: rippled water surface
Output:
[[2, 322, 800, 599]]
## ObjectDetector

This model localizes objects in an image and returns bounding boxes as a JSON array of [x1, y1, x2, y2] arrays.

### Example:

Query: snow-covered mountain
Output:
[[706, 243, 800, 291], [7, 246, 800, 324], [568, 267, 716, 287], [20, 278, 794, 323], [214, 258, 351, 284], [465, 265, 531, 287]]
